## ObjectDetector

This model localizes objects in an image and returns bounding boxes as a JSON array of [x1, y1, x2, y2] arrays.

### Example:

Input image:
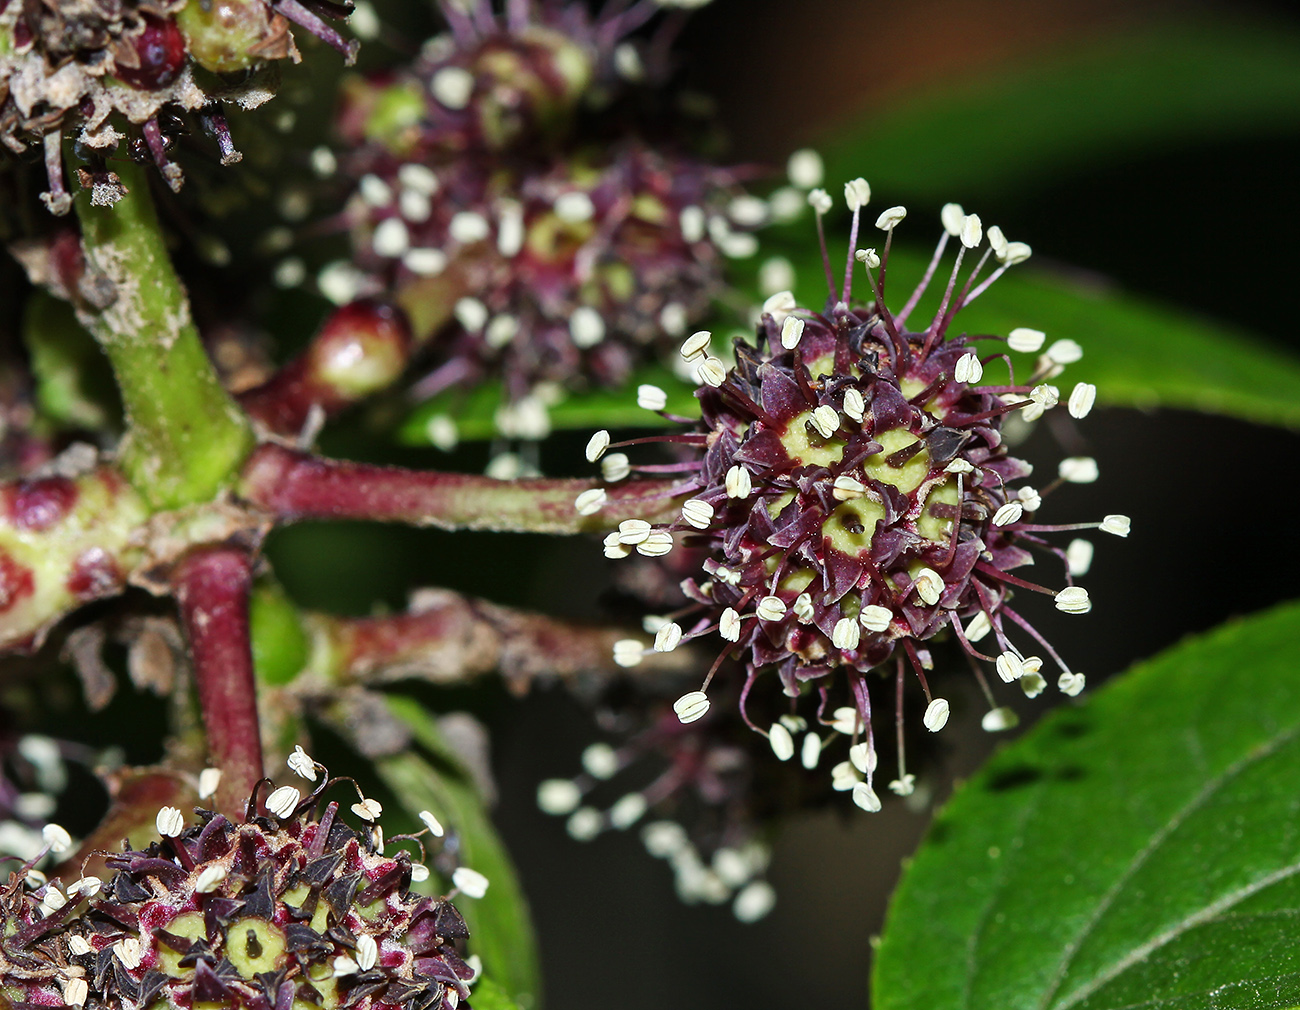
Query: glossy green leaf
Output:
[[873, 600, 1300, 1010], [822, 20, 1300, 199], [377, 696, 541, 1009]]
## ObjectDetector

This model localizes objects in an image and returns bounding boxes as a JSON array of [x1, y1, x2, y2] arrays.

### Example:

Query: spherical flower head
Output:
[[593, 197, 1123, 805], [0, 770, 478, 1008]]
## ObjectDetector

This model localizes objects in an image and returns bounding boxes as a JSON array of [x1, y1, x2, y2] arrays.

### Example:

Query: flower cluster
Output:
[[0, 0, 357, 210], [1, 751, 487, 1008], [314, 0, 753, 433], [579, 181, 1130, 810]]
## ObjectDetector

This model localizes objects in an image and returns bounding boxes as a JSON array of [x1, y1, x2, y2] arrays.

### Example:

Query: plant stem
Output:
[[74, 162, 253, 509], [240, 444, 683, 533], [173, 547, 262, 815]]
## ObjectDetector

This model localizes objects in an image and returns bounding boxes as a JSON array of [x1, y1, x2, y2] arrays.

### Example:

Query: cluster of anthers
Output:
[[0, 747, 488, 1008], [574, 175, 1131, 812]]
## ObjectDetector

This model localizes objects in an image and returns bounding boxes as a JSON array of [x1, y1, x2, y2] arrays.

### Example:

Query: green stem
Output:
[[74, 162, 253, 509]]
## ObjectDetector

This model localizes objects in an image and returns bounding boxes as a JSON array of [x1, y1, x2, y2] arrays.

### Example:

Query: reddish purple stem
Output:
[[240, 444, 682, 533], [173, 547, 262, 815]]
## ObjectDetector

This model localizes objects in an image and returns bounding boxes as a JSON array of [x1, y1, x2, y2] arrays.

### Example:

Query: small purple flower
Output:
[[585, 185, 1129, 806]]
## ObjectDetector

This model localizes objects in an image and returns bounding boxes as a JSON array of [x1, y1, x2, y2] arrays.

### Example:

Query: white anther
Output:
[[923, 698, 950, 732], [39, 885, 67, 914], [403, 248, 449, 276], [266, 786, 301, 819], [760, 257, 795, 295], [617, 519, 652, 544], [696, 356, 727, 387], [634, 385, 668, 413], [889, 774, 917, 796], [792, 592, 815, 623], [762, 290, 797, 325], [602, 454, 630, 482], [537, 779, 582, 815], [642, 820, 688, 858], [351, 798, 383, 822], [1046, 339, 1084, 365], [355, 934, 378, 972], [1068, 382, 1097, 419], [1058, 457, 1099, 483], [995, 651, 1025, 683], [720, 608, 742, 641], [940, 202, 965, 235], [454, 297, 488, 332], [114, 936, 144, 970], [585, 430, 611, 462], [859, 605, 892, 633], [603, 531, 631, 558], [1020, 670, 1047, 698], [448, 211, 491, 245], [372, 216, 409, 258], [575, 488, 606, 516], [831, 761, 861, 791], [679, 332, 711, 363], [359, 174, 392, 207], [964, 610, 992, 642], [810, 404, 839, 438], [954, 352, 983, 384], [801, 733, 821, 770], [780, 315, 805, 349], [156, 806, 185, 837], [1017, 486, 1042, 512], [852, 782, 882, 813], [807, 188, 833, 215], [613, 638, 645, 667], [638, 530, 674, 556], [570, 306, 606, 348], [287, 745, 317, 781], [960, 213, 983, 249], [431, 66, 474, 109], [680, 205, 706, 243], [768, 723, 795, 761], [419, 810, 445, 836], [1054, 586, 1093, 614], [982, 707, 1020, 732], [397, 163, 438, 196], [787, 149, 824, 189], [62, 978, 89, 1007], [848, 741, 876, 775], [945, 458, 974, 474], [494, 199, 524, 256], [484, 314, 519, 349], [875, 205, 906, 230], [1066, 538, 1094, 576], [654, 622, 683, 653], [68, 935, 93, 956], [855, 247, 880, 269], [843, 178, 871, 211], [830, 707, 860, 735], [832, 474, 865, 500], [842, 388, 866, 423], [681, 499, 714, 530], [582, 743, 619, 779], [41, 823, 72, 853], [67, 876, 101, 899], [452, 867, 490, 899], [728, 195, 769, 228], [333, 954, 360, 977], [913, 567, 944, 606], [609, 793, 648, 830], [733, 881, 777, 923], [756, 596, 787, 622], [987, 225, 1008, 258], [1101, 514, 1131, 537], [674, 691, 711, 724], [725, 465, 752, 499], [554, 190, 595, 223], [1007, 327, 1045, 353], [197, 767, 222, 800], [832, 617, 861, 651], [1058, 672, 1087, 697], [1002, 241, 1033, 265], [195, 864, 228, 894]]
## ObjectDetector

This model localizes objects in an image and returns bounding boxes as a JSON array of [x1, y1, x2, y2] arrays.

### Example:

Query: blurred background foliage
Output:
[[5, 0, 1300, 1007]]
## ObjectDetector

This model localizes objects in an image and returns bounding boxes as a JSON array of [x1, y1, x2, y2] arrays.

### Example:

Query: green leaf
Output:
[[376, 696, 541, 1009], [873, 600, 1300, 1010], [822, 20, 1300, 199], [469, 977, 524, 1010]]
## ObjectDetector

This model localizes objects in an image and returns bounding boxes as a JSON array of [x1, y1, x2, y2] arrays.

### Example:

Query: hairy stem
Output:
[[173, 547, 262, 814], [74, 162, 253, 508], [240, 444, 683, 533]]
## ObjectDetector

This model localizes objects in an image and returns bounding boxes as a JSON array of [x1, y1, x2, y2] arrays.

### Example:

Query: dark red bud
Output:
[[115, 14, 189, 91], [0, 551, 36, 615], [4, 476, 78, 532]]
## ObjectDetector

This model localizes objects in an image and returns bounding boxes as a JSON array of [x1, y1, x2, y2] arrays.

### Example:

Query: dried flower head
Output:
[[585, 188, 1129, 804], [1, 757, 483, 1008], [0, 0, 358, 210]]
